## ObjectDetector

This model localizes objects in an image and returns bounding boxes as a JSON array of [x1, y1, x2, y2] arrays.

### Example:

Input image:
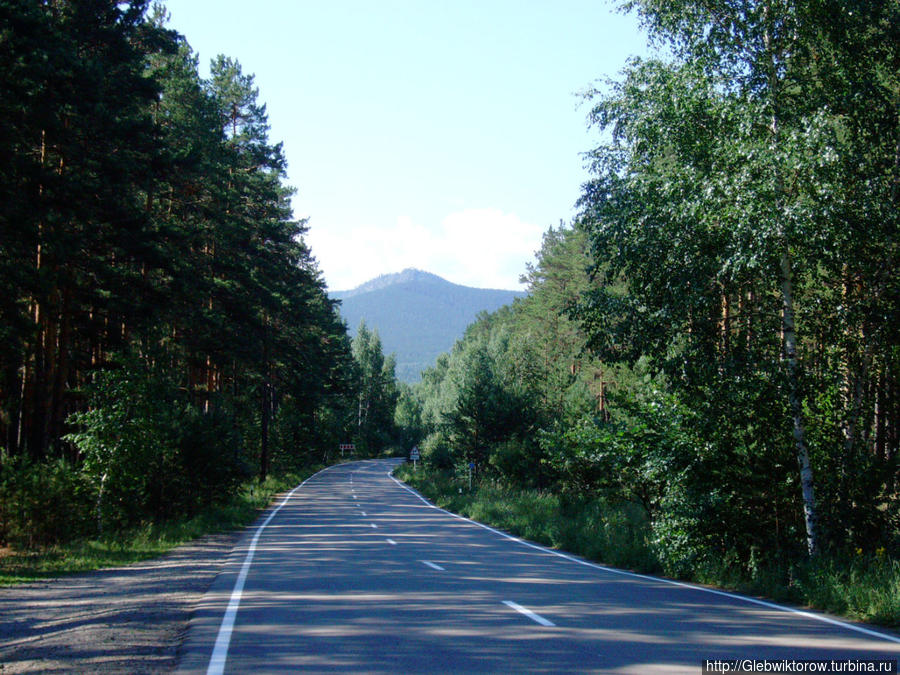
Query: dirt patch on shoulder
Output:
[[0, 530, 240, 674]]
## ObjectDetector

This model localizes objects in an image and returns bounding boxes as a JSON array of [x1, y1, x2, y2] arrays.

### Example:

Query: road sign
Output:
[[339, 443, 355, 456], [410, 446, 420, 460]]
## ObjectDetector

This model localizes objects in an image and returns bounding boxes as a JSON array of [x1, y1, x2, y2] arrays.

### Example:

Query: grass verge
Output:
[[395, 463, 900, 629], [0, 467, 322, 585]]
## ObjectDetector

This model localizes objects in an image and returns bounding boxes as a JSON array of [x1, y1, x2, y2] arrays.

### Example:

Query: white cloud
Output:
[[305, 208, 545, 291]]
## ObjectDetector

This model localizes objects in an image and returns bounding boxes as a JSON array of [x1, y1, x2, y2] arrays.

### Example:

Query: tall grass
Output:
[[395, 464, 900, 628], [396, 464, 658, 573], [0, 469, 319, 585]]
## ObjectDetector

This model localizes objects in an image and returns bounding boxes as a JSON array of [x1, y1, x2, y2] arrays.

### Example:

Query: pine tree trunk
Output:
[[260, 380, 270, 482], [48, 286, 72, 455], [259, 321, 271, 482]]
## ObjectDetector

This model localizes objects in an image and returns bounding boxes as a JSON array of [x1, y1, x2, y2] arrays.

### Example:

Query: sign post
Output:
[[468, 462, 475, 490], [410, 445, 420, 470]]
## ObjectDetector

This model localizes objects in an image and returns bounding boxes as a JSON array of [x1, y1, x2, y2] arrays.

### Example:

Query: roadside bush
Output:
[[0, 464, 325, 584], [421, 432, 454, 470], [176, 404, 250, 514], [66, 356, 252, 533], [488, 438, 545, 488], [66, 360, 180, 532], [0, 458, 93, 548], [465, 483, 560, 545], [398, 465, 657, 571]]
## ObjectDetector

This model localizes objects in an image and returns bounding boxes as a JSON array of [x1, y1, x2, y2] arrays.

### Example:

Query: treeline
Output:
[[412, 0, 899, 582], [0, 1, 398, 547]]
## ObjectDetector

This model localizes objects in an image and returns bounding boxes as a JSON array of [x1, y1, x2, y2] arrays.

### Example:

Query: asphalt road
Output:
[[177, 459, 900, 674]]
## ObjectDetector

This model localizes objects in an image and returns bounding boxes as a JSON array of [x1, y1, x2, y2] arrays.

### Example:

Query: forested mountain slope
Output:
[[332, 269, 525, 382]]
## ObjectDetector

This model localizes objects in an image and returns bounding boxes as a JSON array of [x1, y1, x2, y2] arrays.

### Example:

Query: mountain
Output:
[[332, 269, 526, 382]]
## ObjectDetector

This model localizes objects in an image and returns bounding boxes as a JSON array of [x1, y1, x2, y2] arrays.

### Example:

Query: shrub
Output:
[[421, 432, 454, 470], [488, 438, 545, 488], [65, 360, 181, 532], [66, 356, 252, 533], [0, 458, 93, 548], [176, 404, 250, 514]]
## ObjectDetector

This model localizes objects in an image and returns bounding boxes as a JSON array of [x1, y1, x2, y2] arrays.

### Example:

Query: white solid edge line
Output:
[[388, 472, 900, 646], [503, 600, 556, 627], [206, 465, 337, 675], [421, 560, 445, 571]]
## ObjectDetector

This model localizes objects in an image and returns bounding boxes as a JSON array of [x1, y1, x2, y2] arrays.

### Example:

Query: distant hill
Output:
[[332, 269, 526, 382]]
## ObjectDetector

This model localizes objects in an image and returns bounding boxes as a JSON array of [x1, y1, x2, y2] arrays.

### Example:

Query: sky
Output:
[[161, 1, 650, 291]]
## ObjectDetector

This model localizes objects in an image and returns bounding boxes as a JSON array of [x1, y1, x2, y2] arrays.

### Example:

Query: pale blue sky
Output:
[[161, 1, 649, 290]]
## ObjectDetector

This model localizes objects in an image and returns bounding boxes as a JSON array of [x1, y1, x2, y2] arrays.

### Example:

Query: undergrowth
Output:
[[395, 464, 900, 628], [0, 468, 319, 585]]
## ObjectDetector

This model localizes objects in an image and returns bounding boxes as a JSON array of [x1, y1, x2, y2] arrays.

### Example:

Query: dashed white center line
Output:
[[370, 523, 378, 528], [386, 539, 397, 545], [503, 600, 555, 627], [360, 511, 367, 517], [421, 560, 445, 571]]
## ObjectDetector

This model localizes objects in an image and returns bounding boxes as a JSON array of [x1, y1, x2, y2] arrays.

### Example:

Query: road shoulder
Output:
[[0, 530, 240, 674]]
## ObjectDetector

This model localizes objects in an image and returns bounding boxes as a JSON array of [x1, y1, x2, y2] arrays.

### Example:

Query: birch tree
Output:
[[578, 0, 899, 556]]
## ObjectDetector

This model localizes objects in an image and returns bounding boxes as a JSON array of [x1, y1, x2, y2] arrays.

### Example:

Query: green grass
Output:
[[395, 464, 900, 628], [0, 467, 321, 585], [791, 555, 900, 626], [395, 463, 659, 573]]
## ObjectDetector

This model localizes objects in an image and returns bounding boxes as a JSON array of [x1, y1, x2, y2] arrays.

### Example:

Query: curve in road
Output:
[[177, 459, 900, 674]]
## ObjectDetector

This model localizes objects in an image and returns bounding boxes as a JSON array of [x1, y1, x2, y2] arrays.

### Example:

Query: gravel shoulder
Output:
[[0, 530, 240, 674]]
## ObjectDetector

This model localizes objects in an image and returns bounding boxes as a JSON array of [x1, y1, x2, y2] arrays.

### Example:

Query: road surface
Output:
[[177, 459, 900, 673]]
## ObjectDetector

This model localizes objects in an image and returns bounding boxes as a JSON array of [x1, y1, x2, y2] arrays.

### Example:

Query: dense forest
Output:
[[0, 1, 401, 548], [409, 0, 899, 609]]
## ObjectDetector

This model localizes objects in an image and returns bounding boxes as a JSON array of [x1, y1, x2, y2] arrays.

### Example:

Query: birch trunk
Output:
[[780, 249, 818, 555], [764, 5, 819, 556]]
